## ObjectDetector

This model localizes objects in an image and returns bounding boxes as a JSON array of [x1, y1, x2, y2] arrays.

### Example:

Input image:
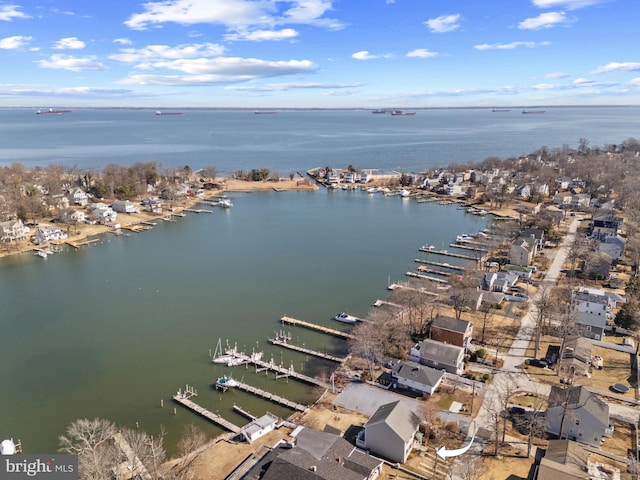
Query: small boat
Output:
[[333, 312, 360, 323], [215, 375, 239, 389], [422, 245, 435, 250], [35, 250, 47, 259], [522, 109, 545, 114], [155, 111, 184, 116], [217, 198, 233, 208], [390, 110, 416, 116], [371, 109, 388, 114], [456, 234, 473, 242]]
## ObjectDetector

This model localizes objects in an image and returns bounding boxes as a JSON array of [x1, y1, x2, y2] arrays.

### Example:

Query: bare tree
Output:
[[176, 423, 207, 471], [533, 284, 553, 357], [58, 418, 121, 480]]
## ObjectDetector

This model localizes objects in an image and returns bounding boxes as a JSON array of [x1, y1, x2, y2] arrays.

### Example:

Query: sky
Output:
[[0, 0, 638, 108]]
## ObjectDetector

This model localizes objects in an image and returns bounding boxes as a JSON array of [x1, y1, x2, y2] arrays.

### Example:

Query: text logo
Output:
[[0, 455, 77, 480]]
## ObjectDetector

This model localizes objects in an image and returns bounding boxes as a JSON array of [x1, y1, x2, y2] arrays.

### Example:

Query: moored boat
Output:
[[36, 108, 72, 115], [155, 111, 184, 115], [522, 109, 545, 114], [333, 312, 360, 323], [215, 375, 239, 389]]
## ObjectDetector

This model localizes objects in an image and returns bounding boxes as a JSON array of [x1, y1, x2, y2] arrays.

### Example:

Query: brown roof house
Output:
[[356, 401, 420, 464], [430, 315, 473, 350], [545, 386, 613, 447]]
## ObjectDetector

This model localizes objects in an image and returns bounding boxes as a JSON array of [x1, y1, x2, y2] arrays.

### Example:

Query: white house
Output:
[[358, 401, 420, 463], [509, 238, 535, 267], [571, 287, 613, 340], [33, 226, 67, 245], [240, 412, 279, 443], [58, 208, 86, 224], [111, 200, 140, 214], [92, 207, 117, 224], [391, 360, 444, 395], [0, 220, 30, 242], [67, 188, 89, 206], [410, 339, 465, 375]]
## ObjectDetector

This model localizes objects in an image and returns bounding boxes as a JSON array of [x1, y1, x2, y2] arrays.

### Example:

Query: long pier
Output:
[[448, 243, 489, 253], [418, 247, 478, 261], [65, 238, 100, 249], [406, 271, 449, 283], [233, 381, 308, 412], [387, 283, 439, 297], [173, 392, 241, 433], [280, 316, 355, 340], [227, 351, 332, 389], [269, 337, 347, 363], [414, 259, 466, 271], [416, 266, 451, 277]]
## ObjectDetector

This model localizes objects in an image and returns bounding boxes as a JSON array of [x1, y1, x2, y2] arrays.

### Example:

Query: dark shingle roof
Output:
[[431, 315, 471, 334], [393, 360, 444, 388]]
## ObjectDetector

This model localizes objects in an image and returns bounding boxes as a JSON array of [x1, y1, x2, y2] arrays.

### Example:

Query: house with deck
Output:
[[33, 226, 67, 245], [0, 220, 30, 242], [391, 360, 444, 396]]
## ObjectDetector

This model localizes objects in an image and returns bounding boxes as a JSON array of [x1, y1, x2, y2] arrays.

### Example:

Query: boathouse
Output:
[[241, 412, 279, 443]]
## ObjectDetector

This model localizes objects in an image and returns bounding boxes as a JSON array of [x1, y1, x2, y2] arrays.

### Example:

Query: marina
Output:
[[280, 315, 355, 340]]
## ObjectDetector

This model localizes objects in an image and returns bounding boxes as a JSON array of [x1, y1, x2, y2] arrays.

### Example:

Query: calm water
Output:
[[0, 106, 637, 454], [1, 107, 639, 173]]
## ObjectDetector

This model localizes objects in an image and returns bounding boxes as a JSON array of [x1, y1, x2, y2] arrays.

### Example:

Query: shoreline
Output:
[[0, 178, 318, 260]]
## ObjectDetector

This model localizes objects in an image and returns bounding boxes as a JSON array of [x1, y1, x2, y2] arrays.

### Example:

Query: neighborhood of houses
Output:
[[0, 162, 638, 480]]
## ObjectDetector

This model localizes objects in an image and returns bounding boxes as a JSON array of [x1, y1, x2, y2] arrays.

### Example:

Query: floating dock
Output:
[[280, 316, 354, 340], [233, 380, 308, 412], [65, 238, 100, 249], [373, 299, 404, 309], [270, 336, 347, 363], [172, 390, 241, 433]]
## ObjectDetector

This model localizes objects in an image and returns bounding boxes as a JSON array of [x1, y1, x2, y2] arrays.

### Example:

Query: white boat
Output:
[[399, 189, 411, 197], [215, 375, 239, 389], [333, 312, 360, 323], [217, 198, 233, 208], [35, 250, 47, 259], [422, 245, 435, 250], [456, 234, 472, 242]]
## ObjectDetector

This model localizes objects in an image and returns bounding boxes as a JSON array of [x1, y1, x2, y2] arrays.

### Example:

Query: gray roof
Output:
[[431, 315, 471, 334], [393, 360, 444, 388], [547, 385, 609, 426], [537, 440, 589, 480], [418, 339, 464, 366], [559, 336, 592, 366], [365, 400, 420, 443]]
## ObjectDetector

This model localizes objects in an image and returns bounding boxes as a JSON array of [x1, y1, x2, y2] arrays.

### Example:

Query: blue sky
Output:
[[0, 0, 638, 108]]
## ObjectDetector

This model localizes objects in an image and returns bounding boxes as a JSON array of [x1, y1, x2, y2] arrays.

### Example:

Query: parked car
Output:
[[526, 358, 549, 368]]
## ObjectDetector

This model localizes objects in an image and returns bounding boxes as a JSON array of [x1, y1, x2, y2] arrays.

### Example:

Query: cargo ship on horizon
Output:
[[36, 108, 72, 115], [155, 110, 184, 116], [522, 109, 546, 114]]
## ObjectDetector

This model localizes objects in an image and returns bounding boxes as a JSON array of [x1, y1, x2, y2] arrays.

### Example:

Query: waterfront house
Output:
[[0, 219, 29, 242], [250, 428, 383, 480], [92, 206, 117, 224], [556, 336, 593, 384], [545, 385, 612, 447], [430, 315, 473, 350], [571, 287, 613, 341], [410, 339, 465, 375], [391, 360, 444, 395], [342, 171, 356, 183], [111, 200, 140, 214], [358, 401, 420, 464], [58, 208, 86, 224], [240, 412, 279, 443], [33, 226, 67, 245]]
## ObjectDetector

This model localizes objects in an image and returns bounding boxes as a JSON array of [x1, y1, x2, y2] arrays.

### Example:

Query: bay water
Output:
[[0, 106, 638, 454]]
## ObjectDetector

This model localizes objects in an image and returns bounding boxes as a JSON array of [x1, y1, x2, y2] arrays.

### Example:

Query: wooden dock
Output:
[[416, 266, 451, 276], [233, 404, 257, 421], [121, 224, 153, 232], [406, 271, 449, 283], [65, 238, 100, 249], [173, 391, 241, 433], [387, 283, 438, 297], [418, 247, 478, 261], [280, 316, 354, 340], [414, 259, 466, 271], [184, 208, 213, 214], [270, 337, 347, 363], [233, 381, 308, 412], [373, 299, 404, 309], [448, 243, 489, 253], [226, 351, 332, 389]]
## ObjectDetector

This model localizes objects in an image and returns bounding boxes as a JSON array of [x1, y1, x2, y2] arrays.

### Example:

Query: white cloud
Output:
[[110, 43, 225, 63], [38, 55, 109, 72], [113, 38, 133, 46], [227, 81, 363, 92], [425, 14, 461, 33], [125, 0, 343, 31], [591, 62, 640, 74], [0, 35, 32, 49], [532, 0, 604, 10], [629, 78, 640, 87], [352, 51, 377, 60], [224, 28, 299, 41], [545, 71, 570, 79], [124, 57, 316, 78], [518, 11, 572, 29], [474, 41, 550, 50], [406, 48, 438, 58], [0, 5, 30, 21], [53, 37, 86, 50]]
